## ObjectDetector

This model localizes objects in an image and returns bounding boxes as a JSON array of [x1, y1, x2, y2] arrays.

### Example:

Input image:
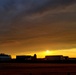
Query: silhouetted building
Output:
[[34, 54, 37, 58], [32, 54, 37, 60], [0, 53, 11, 61], [69, 58, 76, 61], [16, 55, 32, 61], [63, 56, 69, 60], [16, 54, 37, 61], [45, 55, 64, 60]]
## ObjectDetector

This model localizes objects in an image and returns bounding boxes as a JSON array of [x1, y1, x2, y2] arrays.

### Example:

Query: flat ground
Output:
[[0, 63, 76, 75]]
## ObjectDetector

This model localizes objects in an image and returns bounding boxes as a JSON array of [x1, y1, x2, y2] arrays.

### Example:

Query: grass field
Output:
[[0, 63, 76, 75]]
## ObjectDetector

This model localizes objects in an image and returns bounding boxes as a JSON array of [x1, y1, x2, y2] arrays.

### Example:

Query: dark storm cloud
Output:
[[0, 0, 76, 53]]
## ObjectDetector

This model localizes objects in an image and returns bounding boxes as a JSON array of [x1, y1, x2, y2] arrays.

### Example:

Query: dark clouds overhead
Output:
[[0, 0, 76, 54], [0, 0, 76, 18]]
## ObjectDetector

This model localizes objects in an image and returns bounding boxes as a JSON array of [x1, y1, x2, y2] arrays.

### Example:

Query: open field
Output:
[[0, 63, 76, 75]]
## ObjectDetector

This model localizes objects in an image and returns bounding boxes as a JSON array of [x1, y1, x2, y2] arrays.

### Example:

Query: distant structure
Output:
[[63, 56, 69, 60], [1, 53, 76, 63], [0, 53, 11, 61], [69, 58, 76, 61], [16, 54, 37, 61], [34, 54, 37, 58], [16, 55, 32, 61], [32, 54, 37, 60], [45, 55, 64, 60]]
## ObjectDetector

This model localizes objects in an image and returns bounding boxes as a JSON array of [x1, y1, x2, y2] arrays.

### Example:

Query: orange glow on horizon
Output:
[[11, 48, 76, 58]]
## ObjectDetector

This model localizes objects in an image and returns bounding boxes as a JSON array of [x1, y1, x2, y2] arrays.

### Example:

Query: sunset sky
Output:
[[0, 0, 76, 58]]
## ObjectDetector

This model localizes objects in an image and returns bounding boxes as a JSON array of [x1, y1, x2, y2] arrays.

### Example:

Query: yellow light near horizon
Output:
[[45, 50, 52, 55], [11, 48, 76, 58], [46, 50, 50, 53]]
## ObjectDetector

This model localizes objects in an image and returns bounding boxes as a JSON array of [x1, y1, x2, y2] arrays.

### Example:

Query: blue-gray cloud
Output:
[[0, 0, 76, 19]]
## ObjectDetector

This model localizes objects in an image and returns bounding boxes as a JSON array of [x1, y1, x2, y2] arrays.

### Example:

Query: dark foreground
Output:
[[0, 63, 76, 75]]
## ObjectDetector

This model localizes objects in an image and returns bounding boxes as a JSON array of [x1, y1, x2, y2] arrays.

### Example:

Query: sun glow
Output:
[[12, 48, 76, 58], [45, 50, 52, 55], [46, 50, 50, 53]]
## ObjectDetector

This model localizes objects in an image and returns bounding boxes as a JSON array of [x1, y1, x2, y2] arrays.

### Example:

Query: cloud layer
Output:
[[0, 0, 76, 54]]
